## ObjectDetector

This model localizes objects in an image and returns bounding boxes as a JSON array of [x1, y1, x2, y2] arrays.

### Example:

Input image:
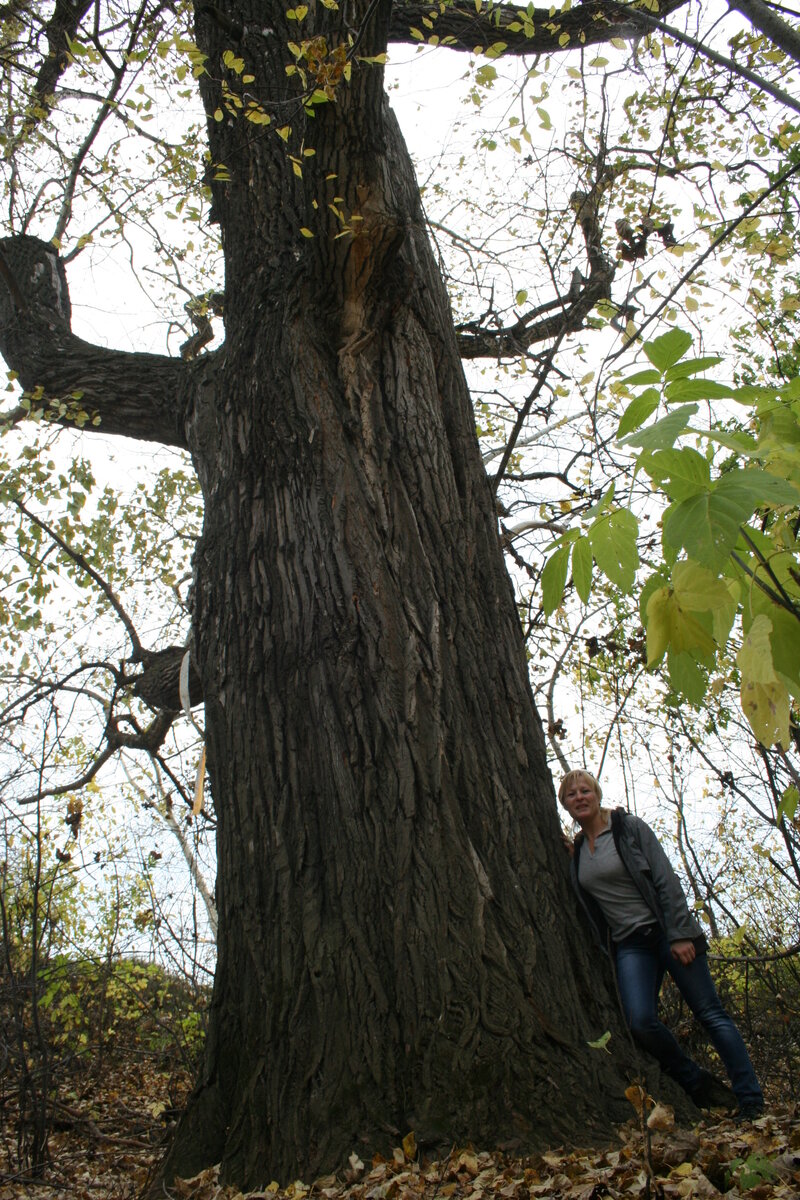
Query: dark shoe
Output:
[[688, 1068, 736, 1110], [733, 1101, 764, 1123]]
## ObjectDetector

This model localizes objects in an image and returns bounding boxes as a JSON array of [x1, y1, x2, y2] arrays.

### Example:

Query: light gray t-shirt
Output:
[[578, 828, 656, 941]]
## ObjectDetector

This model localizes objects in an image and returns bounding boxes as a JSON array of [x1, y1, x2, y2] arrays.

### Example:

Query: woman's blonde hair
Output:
[[558, 769, 602, 804]]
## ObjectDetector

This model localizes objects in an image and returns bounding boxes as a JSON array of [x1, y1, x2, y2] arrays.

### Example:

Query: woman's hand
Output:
[[670, 939, 696, 966]]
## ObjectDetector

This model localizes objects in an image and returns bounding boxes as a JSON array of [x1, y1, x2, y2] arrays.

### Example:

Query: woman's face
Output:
[[560, 775, 601, 823]]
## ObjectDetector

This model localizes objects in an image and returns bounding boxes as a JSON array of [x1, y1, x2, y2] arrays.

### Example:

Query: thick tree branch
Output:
[[33, 0, 95, 108], [390, 2, 800, 115], [0, 235, 191, 448], [389, 0, 689, 55], [727, 0, 800, 64]]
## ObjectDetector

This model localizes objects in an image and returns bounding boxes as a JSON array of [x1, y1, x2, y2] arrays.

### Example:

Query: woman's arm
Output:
[[628, 816, 701, 943]]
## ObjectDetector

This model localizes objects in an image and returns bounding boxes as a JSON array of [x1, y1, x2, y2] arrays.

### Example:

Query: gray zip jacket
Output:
[[569, 808, 705, 951]]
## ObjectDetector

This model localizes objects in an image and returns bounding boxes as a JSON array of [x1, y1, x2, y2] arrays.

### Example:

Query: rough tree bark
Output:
[[0, 0, 644, 1190]]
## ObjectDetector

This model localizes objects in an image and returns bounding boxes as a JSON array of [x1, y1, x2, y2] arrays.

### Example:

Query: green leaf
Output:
[[664, 378, 737, 403], [667, 649, 707, 705], [661, 466, 796, 570], [750, 601, 800, 699], [616, 388, 660, 439], [711, 578, 740, 646], [571, 535, 593, 602], [698, 428, 758, 455], [662, 492, 737, 570], [588, 508, 639, 592], [541, 544, 570, 615], [621, 369, 662, 387], [716, 466, 800, 510], [665, 356, 724, 381], [778, 785, 799, 823], [584, 482, 615, 519], [672, 559, 734, 611], [642, 447, 710, 501], [639, 572, 667, 625], [619, 404, 698, 450], [587, 1030, 611, 1052], [643, 329, 693, 372]]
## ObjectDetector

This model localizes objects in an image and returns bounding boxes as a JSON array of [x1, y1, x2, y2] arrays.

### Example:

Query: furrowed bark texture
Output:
[[0, 2, 639, 1190], [160, 0, 631, 1187]]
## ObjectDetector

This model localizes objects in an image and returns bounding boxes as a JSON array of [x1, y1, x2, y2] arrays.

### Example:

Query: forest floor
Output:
[[1, 1041, 798, 1200]]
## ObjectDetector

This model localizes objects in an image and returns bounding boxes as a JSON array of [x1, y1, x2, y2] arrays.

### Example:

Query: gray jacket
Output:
[[570, 808, 705, 951]]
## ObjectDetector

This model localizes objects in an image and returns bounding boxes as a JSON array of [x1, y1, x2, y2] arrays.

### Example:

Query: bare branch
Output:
[[10, 496, 144, 658], [456, 170, 615, 359], [632, 6, 800, 115]]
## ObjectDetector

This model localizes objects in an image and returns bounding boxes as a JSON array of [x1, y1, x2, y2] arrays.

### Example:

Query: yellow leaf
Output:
[[740, 675, 789, 747], [588, 1030, 612, 1053], [625, 1083, 647, 1114], [299, 227, 314, 237], [646, 586, 716, 666], [737, 614, 776, 683], [402, 1131, 416, 1160], [672, 561, 732, 612]]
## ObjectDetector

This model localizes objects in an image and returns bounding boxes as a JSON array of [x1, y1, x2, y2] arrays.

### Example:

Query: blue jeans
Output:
[[614, 925, 762, 1107]]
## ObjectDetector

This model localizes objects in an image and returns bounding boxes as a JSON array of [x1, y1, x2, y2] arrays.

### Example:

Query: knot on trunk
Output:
[[0, 235, 72, 328], [130, 645, 204, 712]]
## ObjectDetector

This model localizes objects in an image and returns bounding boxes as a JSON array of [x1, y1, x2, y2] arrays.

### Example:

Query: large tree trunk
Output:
[[158, 1, 630, 1187], [0, 1, 637, 1190]]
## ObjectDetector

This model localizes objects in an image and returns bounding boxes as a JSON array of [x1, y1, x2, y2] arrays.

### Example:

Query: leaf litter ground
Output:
[[2, 1055, 799, 1200]]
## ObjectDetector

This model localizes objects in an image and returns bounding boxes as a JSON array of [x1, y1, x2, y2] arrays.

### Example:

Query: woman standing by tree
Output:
[[560, 769, 764, 1121]]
